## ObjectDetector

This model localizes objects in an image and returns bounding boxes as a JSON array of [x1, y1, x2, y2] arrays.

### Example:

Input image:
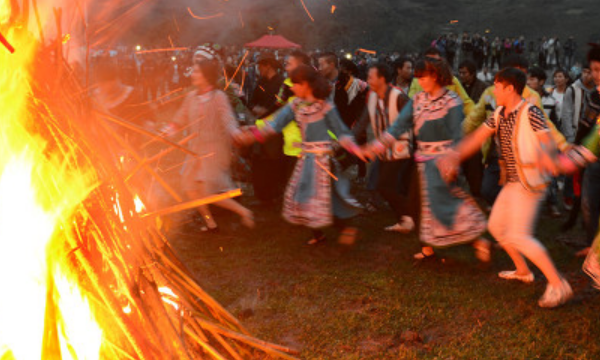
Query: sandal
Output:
[[338, 227, 359, 245], [413, 251, 436, 261], [307, 234, 326, 245], [414, 246, 436, 261]]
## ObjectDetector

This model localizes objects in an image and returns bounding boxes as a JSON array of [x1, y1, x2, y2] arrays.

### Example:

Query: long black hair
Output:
[[290, 64, 332, 100]]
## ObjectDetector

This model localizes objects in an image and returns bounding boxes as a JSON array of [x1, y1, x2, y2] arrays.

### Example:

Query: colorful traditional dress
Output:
[[173, 90, 239, 194], [379, 90, 486, 247], [264, 98, 362, 229]]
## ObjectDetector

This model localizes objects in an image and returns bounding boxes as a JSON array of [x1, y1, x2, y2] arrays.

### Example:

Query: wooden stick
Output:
[[95, 110, 201, 159], [153, 250, 249, 334], [190, 320, 301, 359], [104, 339, 139, 360], [141, 189, 242, 218], [99, 120, 183, 202], [31, 0, 45, 43], [184, 327, 229, 360], [125, 133, 198, 181]]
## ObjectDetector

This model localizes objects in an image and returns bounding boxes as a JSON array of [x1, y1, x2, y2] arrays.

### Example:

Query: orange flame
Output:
[[0, 1, 102, 358]]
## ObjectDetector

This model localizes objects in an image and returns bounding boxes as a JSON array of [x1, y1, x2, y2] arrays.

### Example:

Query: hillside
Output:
[[125, 0, 599, 56]]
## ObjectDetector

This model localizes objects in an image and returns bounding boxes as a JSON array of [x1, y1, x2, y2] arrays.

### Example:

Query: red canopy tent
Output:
[[244, 35, 301, 49]]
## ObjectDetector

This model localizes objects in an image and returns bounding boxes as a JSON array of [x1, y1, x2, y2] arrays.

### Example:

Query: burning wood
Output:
[[0, 1, 299, 359]]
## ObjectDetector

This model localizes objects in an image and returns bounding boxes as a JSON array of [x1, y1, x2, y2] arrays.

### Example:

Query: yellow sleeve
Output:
[[450, 77, 474, 117], [463, 86, 493, 134], [408, 79, 421, 98]]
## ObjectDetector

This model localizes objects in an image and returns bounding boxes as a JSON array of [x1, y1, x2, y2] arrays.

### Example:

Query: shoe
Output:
[[473, 238, 492, 263], [338, 227, 359, 246], [538, 278, 573, 308], [307, 234, 326, 245], [498, 270, 535, 284], [414, 247, 436, 261], [385, 216, 414, 233]]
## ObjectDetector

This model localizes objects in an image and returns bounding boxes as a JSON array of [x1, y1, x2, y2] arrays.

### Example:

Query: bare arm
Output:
[[437, 124, 495, 182], [455, 124, 496, 162]]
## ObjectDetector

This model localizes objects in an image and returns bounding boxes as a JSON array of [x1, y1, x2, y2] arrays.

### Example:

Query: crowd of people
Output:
[[430, 32, 581, 72], [91, 36, 600, 310]]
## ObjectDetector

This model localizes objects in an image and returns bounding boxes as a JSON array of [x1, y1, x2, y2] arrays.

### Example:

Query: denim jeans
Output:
[[481, 157, 502, 206]]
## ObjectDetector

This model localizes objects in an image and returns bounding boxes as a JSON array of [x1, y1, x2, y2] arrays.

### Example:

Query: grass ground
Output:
[[144, 97, 600, 359], [166, 191, 600, 360]]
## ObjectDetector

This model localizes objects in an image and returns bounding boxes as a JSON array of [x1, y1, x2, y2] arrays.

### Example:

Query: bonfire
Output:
[[0, 1, 298, 359]]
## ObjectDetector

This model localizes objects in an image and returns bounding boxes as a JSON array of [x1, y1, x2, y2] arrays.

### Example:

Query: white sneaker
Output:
[[498, 270, 535, 284], [384, 216, 414, 233], [538, 278, 573, 308]]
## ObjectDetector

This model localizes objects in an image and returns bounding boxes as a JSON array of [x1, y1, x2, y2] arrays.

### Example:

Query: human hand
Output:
[[538, 152, 559, 177], [556, 154, 579, 175], [232, 128, 255, 147], [360, 145, 377, 161], [252, 106, 268, 118], [436, 155, 459, 183]]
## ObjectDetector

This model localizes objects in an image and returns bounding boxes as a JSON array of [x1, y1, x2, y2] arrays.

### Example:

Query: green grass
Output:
[[167, 196, 600, 360]]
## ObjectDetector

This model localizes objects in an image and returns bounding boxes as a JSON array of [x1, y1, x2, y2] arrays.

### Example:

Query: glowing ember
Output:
[[187, 7, 224, 20], [133, 195, 145, 213], [359, 48, 376, 55], [299, 0, 315, 22]]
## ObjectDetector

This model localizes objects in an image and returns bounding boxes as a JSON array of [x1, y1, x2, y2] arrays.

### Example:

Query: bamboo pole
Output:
[[95, 110, 202, 159], [141, 189, 242, 219], [154, 250, 249, 334], [125, 133, 199, 182], [190, 320, 301, 360], [31, 0, 45, 43], [99, 120, 183, 202]]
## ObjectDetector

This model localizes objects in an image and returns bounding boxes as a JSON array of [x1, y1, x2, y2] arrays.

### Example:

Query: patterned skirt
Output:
[[418, 159, 487, 247], [282, 142, 361, 228]]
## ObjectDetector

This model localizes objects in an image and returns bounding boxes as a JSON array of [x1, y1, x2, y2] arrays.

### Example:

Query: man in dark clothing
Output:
[[353, 64, 417, 233], [458, 58, 486, 197], [318, 52, 368, 129], [249, 54, 284, 118], [248, 54, 286, 205], [458, 59, 487, 103]]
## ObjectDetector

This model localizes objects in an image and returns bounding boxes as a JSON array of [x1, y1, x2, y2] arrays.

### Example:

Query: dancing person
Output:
[[363, 56, 490, 262], [238, 65, 364, 245], [172, 57, 254, 231], [408, 47, 475, 117], [352, 63, 417, 233], [463, 55, 569, 206], [438, 67, 573, 308]]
